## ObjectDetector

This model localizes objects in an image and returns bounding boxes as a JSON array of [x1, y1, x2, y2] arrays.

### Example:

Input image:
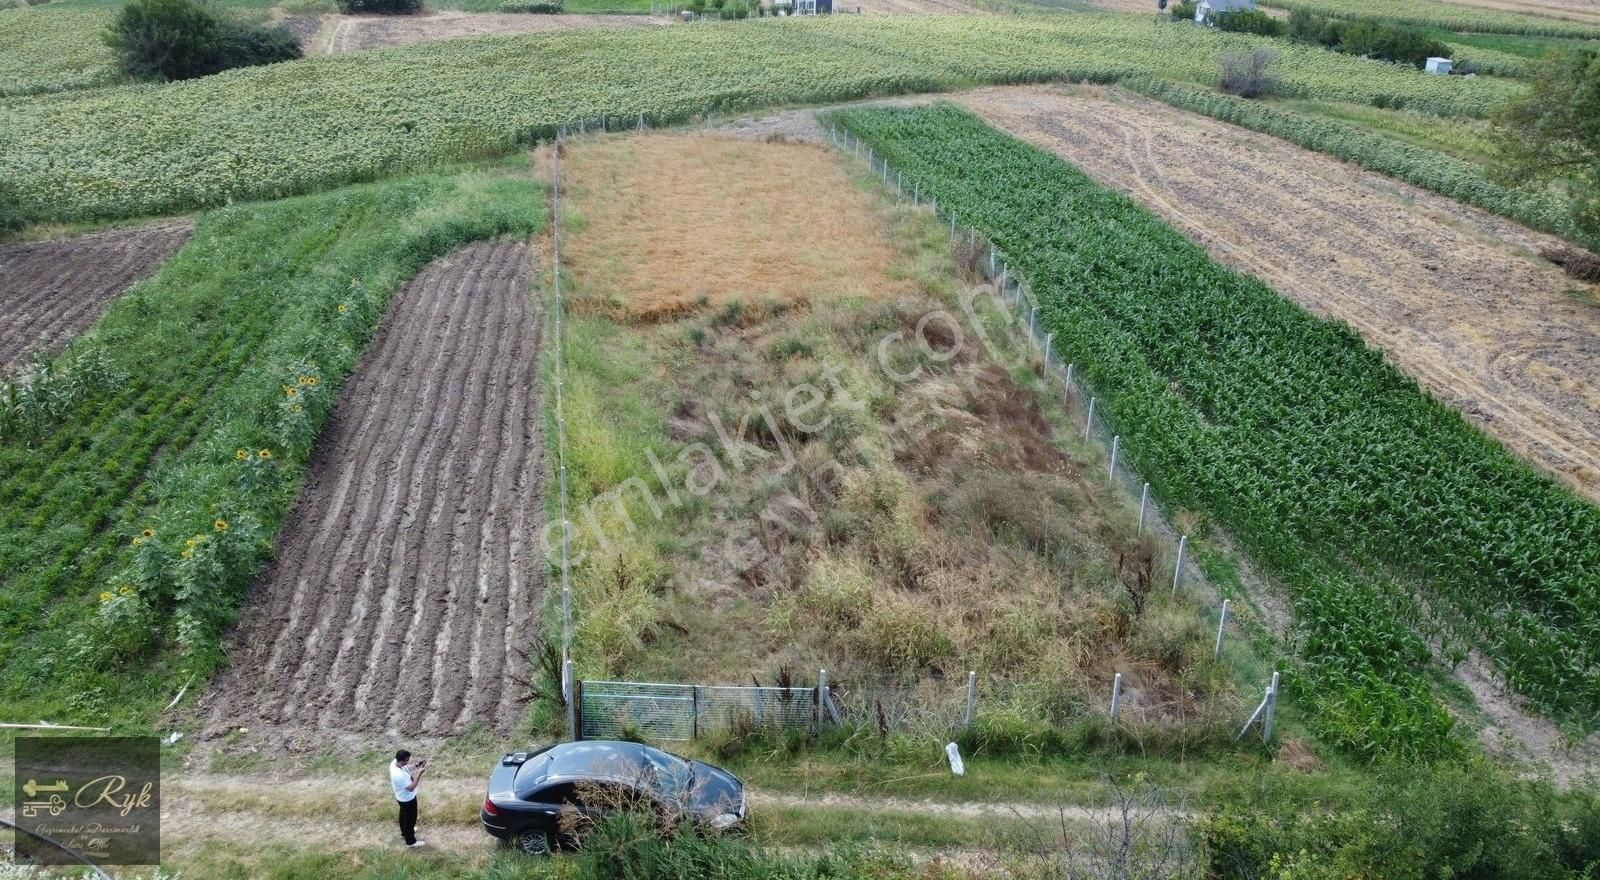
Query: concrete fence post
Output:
[[817, 668, 829, 730], [564, 660, 576, 739], [1172, 535, 1188, 594], [1064, 362, 1074, 397], [1028, 305, 1036, 342], [1044, 333, 1054, 373], [1109, 672, 1123, 721], [1214, 599, 1231, 660], [1108, 435, 1120, 481], [963, 671, 978, 728], [1084, 397, 1096, 442], [1263, 671, 1280, 741], [1137, 482, 1150, 536]]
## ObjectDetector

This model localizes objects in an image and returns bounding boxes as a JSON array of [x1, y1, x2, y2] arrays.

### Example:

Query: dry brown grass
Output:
[[561, 133, 917, 320]]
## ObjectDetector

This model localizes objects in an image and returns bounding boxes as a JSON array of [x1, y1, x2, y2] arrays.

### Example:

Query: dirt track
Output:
[[202, 239, 545, 738], [961, 85, 1600, 504], [327, 11, 666, 53], [0, 222, 191, 374]]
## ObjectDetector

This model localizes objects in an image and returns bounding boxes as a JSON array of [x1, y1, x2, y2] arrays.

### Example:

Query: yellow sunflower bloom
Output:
[[99, 591, 113, 602], [236, 449, 249, 461], [214, 519, 229, 532], [259, 449, 273, 460]]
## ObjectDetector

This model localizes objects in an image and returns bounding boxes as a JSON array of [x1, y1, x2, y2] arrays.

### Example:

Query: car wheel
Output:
[[516, 829, 552, 856]]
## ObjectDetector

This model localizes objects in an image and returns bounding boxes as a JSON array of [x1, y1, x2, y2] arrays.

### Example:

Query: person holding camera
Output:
[[390, 749, 429, 848]]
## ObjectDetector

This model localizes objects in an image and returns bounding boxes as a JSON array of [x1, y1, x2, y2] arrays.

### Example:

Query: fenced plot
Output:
[[578, 680, 818, 741]]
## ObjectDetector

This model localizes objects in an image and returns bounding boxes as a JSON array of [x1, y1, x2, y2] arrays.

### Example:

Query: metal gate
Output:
[[577, 680, 817, 741]]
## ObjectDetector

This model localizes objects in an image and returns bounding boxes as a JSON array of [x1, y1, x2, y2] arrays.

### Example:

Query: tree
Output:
[[104, 0, 300, 82], [1496, 48, 1600, 237]]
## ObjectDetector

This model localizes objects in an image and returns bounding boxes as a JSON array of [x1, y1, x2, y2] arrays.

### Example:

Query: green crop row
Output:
[[831, 104, 1600, 755], [0, 165, 543, 728], [1118, 77, 1595, 251], [0, 7, 122, 97], [1259, 0, 1600, 37], [0, 15, 1520, 226]]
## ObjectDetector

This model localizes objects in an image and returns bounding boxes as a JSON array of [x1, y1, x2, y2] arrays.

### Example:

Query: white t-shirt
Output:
[[391, 762, 417, 803]]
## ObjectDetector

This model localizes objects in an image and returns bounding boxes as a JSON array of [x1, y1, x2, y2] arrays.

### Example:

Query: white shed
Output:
[[1195, 0, 1254, 23], [1424, 57, 1454, 75]]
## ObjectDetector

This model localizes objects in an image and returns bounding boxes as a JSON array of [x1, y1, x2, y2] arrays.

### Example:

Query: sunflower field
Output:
[[0, 14, 1521, 225], [832, 104, 1600, 757], [0, 7, 122, 97]]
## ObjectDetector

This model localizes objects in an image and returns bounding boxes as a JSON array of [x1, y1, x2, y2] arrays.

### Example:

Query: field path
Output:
[[961, 84, 1600, 505], [0, 221, 192, 374], [200, 239, 546, 739]]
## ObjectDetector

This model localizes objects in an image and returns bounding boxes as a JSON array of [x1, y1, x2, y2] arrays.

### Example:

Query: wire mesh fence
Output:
[[578, 680, 818, 741]]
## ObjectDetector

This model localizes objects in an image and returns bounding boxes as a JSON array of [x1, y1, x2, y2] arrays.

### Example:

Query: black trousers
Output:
[[397, 798, 418, 845]]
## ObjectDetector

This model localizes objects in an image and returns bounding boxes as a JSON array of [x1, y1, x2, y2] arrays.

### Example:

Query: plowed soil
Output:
[[1434, 0, 1600, 26], [202, 240, 545, 737], [328, 11, 666, 53], [961, 85, 1600, 504], [0, 221, 192, 374]]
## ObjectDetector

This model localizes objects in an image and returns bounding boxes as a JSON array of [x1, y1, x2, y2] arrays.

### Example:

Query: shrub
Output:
[[1169, 0, 1195, 18], [337, 0, 421, 14], [1219, 47, 1277, 97], [1212, 8, 1283, 36], [499, 0, 563, 10], [720, 0, 748, 17], [104, 0, 300, 82]]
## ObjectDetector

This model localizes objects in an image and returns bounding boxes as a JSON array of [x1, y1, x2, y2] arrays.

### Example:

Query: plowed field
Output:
[[327, 11, 666, 54], [962, 85, 1600, 503], [0, 221, 192, 374], [203, 239, 545, 737]]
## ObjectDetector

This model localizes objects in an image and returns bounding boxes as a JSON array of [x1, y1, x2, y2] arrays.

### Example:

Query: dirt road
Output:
[[0, 222, 191, 374], [200, 239, 546, 739], [962, 84, 1600, 504]]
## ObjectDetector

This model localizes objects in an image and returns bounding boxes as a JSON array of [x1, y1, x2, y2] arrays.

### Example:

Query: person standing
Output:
[[390, 749, 428, 848]]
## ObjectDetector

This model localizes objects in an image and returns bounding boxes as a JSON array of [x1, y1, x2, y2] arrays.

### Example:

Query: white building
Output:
[[1425, 57, 1454, 75], [1195, 0, 1254, 24]]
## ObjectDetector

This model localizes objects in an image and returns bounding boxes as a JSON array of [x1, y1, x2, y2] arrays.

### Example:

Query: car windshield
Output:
[[639, 748, 693, 798]]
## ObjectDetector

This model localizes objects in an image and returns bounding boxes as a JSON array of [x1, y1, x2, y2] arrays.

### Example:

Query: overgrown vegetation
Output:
[[555, 134, 1242, 745], [834, 103, 1600, 758], [1, 15, 1521, 225], [499, 0, 563, 11], [0, 164, 543, 728], [1495, 47, 1600, 244], [1287, 9, 1454, 69], [1201, 760, 1600, 879], [104, 0, 299, 82]]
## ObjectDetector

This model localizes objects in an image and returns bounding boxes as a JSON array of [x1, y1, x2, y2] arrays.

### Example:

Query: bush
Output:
[[1212, 9, 1283, 36], [337, 0, 420, 13], [104, 0, 300, 82], [1169, 0, 1195, 18], [1219, 47, 1277, 97], [719, 0, 748, 17], [499, 0, 563, 10]]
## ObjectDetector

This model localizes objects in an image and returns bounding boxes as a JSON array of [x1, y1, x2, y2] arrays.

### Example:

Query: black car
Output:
[[481, 740, 747, 854]]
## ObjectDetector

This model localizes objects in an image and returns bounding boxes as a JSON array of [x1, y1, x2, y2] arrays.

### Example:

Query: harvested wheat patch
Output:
[[561, 133, 917, 319]]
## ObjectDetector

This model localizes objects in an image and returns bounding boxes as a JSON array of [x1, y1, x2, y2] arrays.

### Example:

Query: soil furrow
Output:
[[0, 222, 192, 374], [200, 239, 544, 739]]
